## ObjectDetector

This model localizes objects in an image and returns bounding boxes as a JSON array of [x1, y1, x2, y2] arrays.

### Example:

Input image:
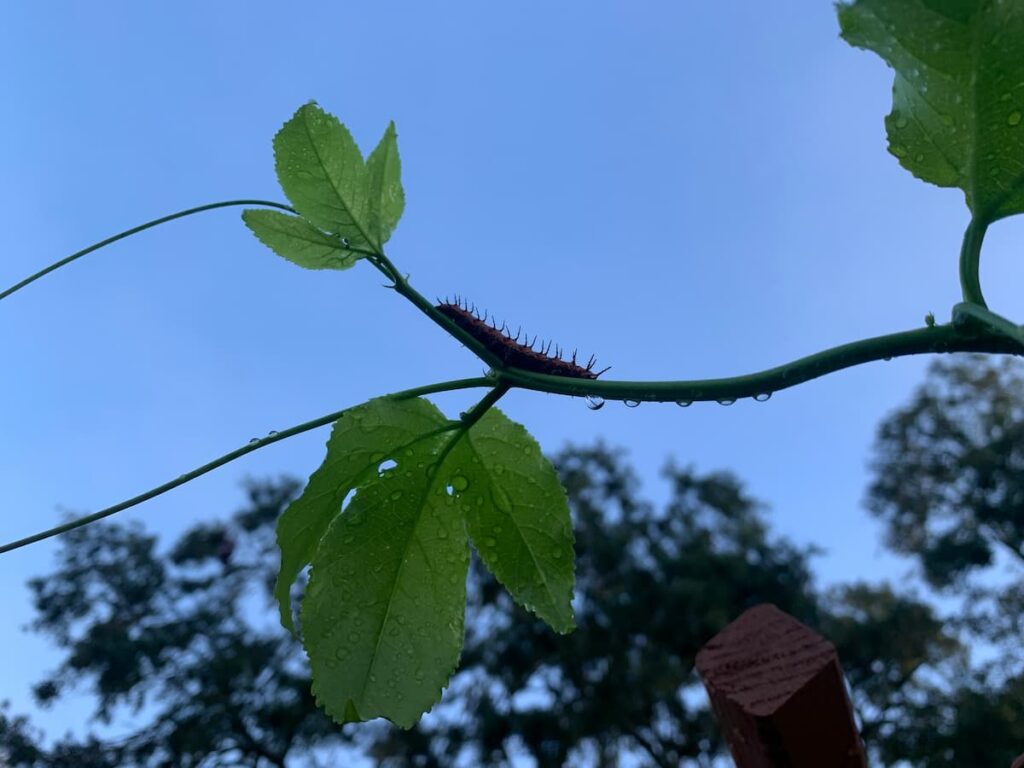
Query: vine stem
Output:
[[496, 322, 1024, 402], [0, 200, 296, 303], [959, 217, 989, 307], [366, 238, 1023, 403], [366, 252, 508, 371], [0, 376, 494, 555], [5, 200, 1020, 556]]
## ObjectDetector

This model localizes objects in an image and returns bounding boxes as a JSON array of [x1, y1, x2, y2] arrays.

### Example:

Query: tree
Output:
[[864, 353, 1024, 765], [2, 443, 969, 767], [13, 479, 350, 768]]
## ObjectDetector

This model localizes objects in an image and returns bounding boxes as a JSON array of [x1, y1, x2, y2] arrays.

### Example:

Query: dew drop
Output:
[[675, 400, 693, 408], [585, 395, 605, 411], [268, 430, 279, 437], [248, 437, 260, 445], [914, 153, 925, 162], [1009, 111, 1022, 126], [451, 475, 469, 491], [624, 399, 641, 408], [753, 392, 772, 403], [491, 487, 513, 514], [716, 398, 736, 406], [1001, 91, 1013, 102], [485, 537, 497, 547], [390, 490, 403, 501], [894, 115, 909, 128], [891, 145, 907, 158]]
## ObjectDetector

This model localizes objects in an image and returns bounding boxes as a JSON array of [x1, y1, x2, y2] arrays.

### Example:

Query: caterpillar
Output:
[[436, 296, 610, 379]]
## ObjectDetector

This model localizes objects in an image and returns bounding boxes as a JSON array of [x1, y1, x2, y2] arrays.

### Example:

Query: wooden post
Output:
[[695, 603, 867, 767]]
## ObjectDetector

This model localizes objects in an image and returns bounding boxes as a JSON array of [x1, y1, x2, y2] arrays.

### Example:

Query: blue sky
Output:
[[4, 0, 1023, 746]]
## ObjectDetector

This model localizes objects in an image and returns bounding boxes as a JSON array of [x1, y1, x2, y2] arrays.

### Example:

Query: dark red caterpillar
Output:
[[436, 296, 610, 379]]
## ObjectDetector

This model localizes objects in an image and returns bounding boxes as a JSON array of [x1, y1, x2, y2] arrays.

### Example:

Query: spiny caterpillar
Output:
[[436, 296, 610, 379]]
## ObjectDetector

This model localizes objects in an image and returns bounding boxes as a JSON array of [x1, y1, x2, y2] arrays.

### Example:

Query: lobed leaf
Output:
[[273, 102, 374, 249], [451, 409, 576, 633], [301, 434, 470, 728], [241, 209, 358, 271], [839, 0, 1024, 223], [290, 399, 576, 727], [274, 397, 449, 631]]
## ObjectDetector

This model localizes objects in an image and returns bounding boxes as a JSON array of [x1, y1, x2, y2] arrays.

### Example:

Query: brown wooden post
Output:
[[695, 603, 867, 767]]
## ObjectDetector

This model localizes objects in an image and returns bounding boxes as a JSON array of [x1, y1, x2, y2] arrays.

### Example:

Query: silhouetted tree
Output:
[[2, 443, 970, 766], [864, 353, 1024, 765]]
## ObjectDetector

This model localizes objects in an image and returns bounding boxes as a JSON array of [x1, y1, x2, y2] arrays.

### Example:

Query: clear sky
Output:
[[4, 0, 1023, 746]]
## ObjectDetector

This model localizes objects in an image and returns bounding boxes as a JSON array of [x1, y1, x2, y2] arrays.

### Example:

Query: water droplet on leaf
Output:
[[1009, 111, 1022, 126]]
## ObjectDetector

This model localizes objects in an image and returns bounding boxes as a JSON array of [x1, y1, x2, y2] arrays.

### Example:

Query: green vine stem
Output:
[[497, 321, 1023, 402], [0, 376, 494, 555], [959, 217, 989, 308], [0, 200, 298, 303], [6, 201, 1024, 556]]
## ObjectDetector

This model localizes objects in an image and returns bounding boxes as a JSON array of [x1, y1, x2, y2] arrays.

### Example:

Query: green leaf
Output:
[[242, 209, 358, 271], [451, 408, 575, 633], [301, 434, 470, 728], [274, 397, 449, 631], [838, 0, 1024, 222], [273, 102, 374, 249], [365, 121, 405, 246]]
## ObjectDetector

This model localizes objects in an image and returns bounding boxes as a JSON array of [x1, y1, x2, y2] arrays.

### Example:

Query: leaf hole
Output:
[[341, 488, 356, 511]]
